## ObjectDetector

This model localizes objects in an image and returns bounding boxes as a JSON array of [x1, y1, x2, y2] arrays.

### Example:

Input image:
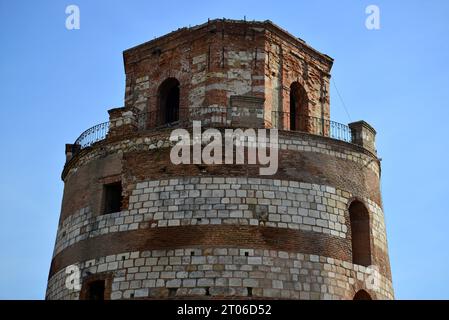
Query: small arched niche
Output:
[[289, 81, 308, 131], [158, 78, 180, 125]]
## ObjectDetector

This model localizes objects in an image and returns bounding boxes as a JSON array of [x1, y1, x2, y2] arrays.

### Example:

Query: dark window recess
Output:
[[354, 289, 372, 300], [158, 78, 180, 125], [290, 87, 298, 130], [168, 288, 177, 297], [289, 82, 308, 131], [349, 201, 372, 266], [103, 182, 123, 214], [86, 280, 105, 300]]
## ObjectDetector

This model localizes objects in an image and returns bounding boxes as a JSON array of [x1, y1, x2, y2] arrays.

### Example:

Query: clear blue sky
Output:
[[0, 0, 448, 299]]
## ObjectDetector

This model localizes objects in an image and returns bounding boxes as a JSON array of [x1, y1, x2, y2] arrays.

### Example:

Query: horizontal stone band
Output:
[[47, 245, 393, 300], [55, 178, 387, 257]]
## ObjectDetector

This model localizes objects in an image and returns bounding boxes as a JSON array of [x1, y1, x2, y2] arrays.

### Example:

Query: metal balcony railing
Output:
[[135, 111, 185, 130], [72, 110, 352, 151], [74, 121, 110, 149], [269, 111, 352, 142]]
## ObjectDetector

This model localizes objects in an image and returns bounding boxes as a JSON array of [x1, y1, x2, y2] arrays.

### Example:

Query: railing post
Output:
[[107, 107, 138, 138], [349, 120, 377, 154]]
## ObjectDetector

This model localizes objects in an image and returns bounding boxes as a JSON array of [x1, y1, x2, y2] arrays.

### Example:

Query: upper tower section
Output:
[[122, 19, 333, 130]]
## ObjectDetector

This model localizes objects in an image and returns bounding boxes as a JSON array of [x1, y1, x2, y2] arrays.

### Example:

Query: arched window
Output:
[[349, 200, 372, 266], [353, 289, 372, 300], [289, 82, 308, 131], [158, 78, 180, 125]]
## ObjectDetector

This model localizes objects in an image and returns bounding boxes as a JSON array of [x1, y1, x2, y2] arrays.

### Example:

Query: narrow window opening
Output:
[[349, 200, 372, 266], [290, 88, 298, 131], [103, 182, 123, 215], [158, 78, 180, 125], [247, 287, 253, 297], [289, 82, 308, 131]]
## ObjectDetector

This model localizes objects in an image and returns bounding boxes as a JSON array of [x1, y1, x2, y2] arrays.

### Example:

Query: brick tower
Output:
[[46, 19, 393, 300]]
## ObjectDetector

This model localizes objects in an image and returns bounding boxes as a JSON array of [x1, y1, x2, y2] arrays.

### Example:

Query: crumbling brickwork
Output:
[[47, 19, 393, 300], [122, 19, 331, 128]]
